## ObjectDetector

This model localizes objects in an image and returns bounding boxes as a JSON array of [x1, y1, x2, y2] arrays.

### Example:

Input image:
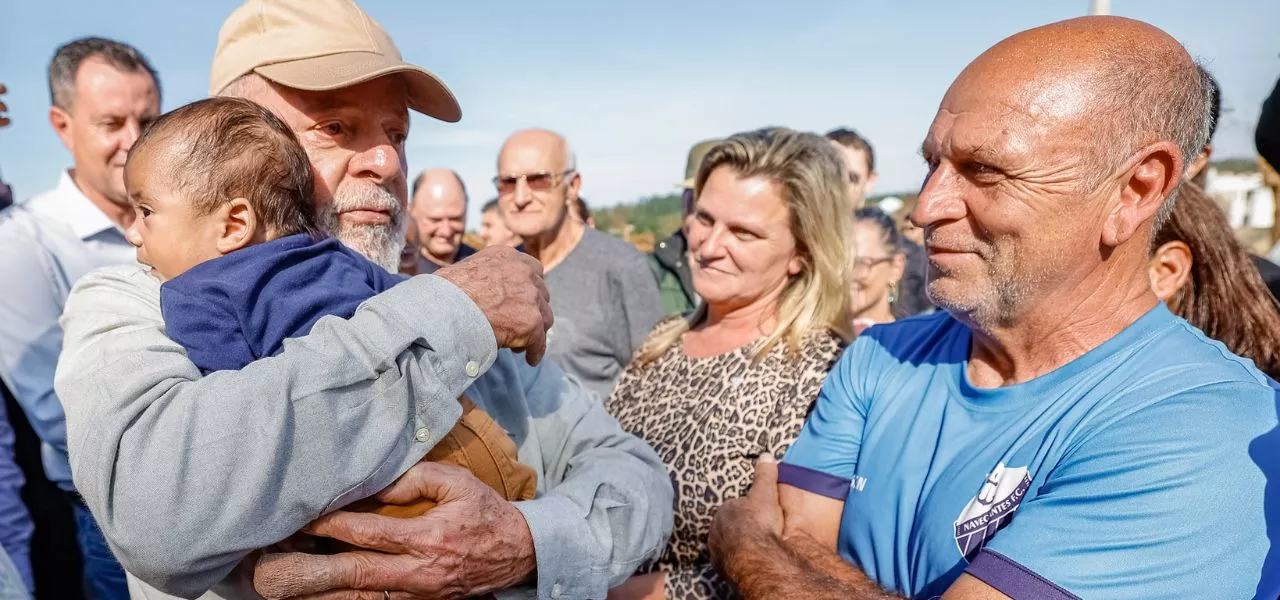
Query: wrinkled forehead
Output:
[[498, 137, 566, 174], [924, 65, 1097, 161]]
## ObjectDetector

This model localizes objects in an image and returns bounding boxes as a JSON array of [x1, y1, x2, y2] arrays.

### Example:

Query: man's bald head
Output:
[[498, 128, 576, 173], [952, 16, 1210, 219], [410, 168, 468, 263], [914, 17, 1210, 330], [411, 168, 467, 203], [495, 128, 581, 239]]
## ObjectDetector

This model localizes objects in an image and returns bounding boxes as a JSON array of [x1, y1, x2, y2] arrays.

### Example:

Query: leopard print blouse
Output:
[[606, 317, 845, 600]]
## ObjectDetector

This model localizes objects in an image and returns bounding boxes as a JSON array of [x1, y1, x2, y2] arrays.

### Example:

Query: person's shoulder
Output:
[[784, 327, 851, 373], [583, 228, 647, 262], [1071, 311, 1276, 436], [646, 314, 688, 340], [1141, 312, 1272, 389], [822, 313, 963, 390], [0, 199, 60, 241], [0, 205, 40, 246], [0, 202, 75, 272], [16, 183, 61, 211], [72, 264, 159, 295], [858, 311, 962, 357], [65, 264, 163, 321], [800, 326, 849, 356]]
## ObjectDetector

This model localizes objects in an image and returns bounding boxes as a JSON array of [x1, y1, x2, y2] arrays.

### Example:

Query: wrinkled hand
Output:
[[435, 245, 553, 366], [708, 456, 784, 575], [0, 83, 10, 128], [253, 462, 537, 600]]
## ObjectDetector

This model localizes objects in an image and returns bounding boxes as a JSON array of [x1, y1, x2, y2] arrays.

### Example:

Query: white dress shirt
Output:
[[0, 169, 136, 491]]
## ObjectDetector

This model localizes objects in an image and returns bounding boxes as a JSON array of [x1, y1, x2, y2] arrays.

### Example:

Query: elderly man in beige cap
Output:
[[54, 1, 672, 599]]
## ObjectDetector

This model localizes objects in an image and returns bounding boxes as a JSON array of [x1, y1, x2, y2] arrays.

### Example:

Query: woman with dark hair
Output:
[[1149, 183, 1280, 379], [850, 208, 906, 334]]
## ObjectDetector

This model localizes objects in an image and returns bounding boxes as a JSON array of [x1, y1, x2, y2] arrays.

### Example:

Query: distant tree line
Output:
[[1210, 158, 1260, 174], [594, 193, 684, 238]]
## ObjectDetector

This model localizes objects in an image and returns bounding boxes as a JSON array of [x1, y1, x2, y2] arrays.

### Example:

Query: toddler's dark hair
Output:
[[130, 96, 319, 237]]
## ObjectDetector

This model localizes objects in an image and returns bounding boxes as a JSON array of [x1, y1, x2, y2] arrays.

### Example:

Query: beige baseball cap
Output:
[[209, 0, 461, 122]]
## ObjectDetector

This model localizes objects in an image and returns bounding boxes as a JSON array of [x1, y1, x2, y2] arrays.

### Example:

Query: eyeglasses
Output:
[[852, 256, 893, 272], [492, 169, 575, 196]]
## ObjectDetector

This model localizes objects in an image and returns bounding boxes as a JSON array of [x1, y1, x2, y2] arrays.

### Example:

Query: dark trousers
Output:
[[3, 385, 81, 600], [68, 499, 127, 600]]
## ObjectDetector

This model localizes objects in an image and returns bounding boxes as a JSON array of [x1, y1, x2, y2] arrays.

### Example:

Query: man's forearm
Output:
[[785, 533, 902, 599], [56, 267, 497, 597], [722, 530, 900, 600]]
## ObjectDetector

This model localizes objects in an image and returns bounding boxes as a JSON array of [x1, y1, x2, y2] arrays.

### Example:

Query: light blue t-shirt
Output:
[[781, 304, 1280, 600]]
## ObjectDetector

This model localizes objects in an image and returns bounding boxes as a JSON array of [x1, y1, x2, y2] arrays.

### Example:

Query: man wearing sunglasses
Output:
[[495, 129, 663, 397]]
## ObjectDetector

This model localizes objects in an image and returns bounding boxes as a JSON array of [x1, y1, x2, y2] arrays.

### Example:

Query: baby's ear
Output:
[[215, 198, 261, 255]]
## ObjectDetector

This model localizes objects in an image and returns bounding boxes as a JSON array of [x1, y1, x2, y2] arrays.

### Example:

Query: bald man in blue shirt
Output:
[[708, 16, 1280, 600]]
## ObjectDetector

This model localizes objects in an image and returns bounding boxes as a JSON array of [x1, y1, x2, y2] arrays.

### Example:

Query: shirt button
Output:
[[729, 375, 744, 386], [414, 427, 431, 443], [465, 360, 480, 377], [551, 582, 562, 598]]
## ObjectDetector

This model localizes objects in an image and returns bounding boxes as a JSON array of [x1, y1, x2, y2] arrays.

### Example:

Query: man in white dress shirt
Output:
[[0, 36, 160, 600]]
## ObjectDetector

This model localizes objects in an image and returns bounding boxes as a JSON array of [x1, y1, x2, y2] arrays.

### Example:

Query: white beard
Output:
[[317, 182, 407, 272]]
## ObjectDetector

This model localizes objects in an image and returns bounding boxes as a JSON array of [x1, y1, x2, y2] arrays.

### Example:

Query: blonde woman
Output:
[[606, 128, 854, 600]]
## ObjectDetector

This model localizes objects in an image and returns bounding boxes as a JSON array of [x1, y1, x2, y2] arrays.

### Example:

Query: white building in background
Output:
[[1204, 168, 1275, 230]]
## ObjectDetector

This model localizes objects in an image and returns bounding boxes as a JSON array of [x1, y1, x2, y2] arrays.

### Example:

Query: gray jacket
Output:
[[54, 265, 672, 599]]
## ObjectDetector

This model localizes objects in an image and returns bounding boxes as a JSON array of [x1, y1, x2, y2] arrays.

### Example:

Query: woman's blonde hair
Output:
[[638, 127, 855, 365]]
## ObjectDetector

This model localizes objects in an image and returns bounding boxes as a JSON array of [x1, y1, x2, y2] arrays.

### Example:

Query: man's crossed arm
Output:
[[707, 458, 1008, 600]]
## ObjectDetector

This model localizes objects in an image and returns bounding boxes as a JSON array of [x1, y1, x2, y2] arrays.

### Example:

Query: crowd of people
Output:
[[1, 1, 1280, 600]]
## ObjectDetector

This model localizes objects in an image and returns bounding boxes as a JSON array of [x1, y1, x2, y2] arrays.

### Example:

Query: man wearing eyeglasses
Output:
[[495, 129, 663, 397]]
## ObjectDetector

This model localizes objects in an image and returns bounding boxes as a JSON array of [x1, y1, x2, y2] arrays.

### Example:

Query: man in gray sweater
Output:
[[495, 129, 663, 397], [52, 1, 672, 599]]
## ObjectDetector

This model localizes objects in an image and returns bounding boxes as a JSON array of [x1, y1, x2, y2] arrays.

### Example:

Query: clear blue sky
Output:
[[3, 1, 1279, 228]]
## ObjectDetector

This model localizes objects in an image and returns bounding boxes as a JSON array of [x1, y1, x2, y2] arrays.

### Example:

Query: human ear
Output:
[[49, 106, 74, 153], [1102, 141, 1181, 247], [787, 252, 804, 276], [1147, 240, 1192, 302], [566, 172, 582, 201], [214, 198, 261, 254]]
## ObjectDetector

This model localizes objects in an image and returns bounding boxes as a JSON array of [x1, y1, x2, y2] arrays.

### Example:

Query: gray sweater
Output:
[[544, 229, 663, 397]]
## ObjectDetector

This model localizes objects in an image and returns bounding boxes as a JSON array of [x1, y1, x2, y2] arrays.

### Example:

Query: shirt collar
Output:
[[55, 170, 123, 240]]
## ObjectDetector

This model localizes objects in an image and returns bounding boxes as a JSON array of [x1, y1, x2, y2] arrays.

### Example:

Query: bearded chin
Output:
[[317, 208, 407, 273], [341, 222, 405, 272]]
